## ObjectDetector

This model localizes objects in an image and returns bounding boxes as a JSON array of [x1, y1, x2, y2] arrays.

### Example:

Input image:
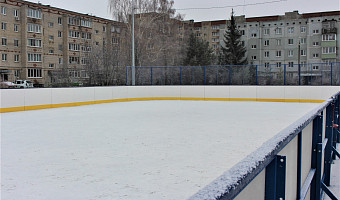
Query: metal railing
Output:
[[126, 62, 340, 86], [189, 91, 340, 200]]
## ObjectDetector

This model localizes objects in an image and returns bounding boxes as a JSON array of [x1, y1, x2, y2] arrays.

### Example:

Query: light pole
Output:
[[131, 0, 136, 86]]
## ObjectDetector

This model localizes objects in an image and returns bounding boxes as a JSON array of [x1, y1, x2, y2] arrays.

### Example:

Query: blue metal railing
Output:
[[126, 62, 340, 86], [189, 91, 340, 200]]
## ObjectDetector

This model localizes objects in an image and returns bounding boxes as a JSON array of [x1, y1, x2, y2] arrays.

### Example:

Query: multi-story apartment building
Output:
[[0, 0, 124, 86], [193, 11, 339, 84]]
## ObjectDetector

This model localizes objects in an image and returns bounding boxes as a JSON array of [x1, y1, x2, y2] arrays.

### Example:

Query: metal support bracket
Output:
[[265, 155, 286, 200], [321, 182, 338, 200]]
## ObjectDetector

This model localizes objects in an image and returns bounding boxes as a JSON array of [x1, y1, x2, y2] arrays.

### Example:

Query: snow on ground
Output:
[[1, 101, 320, 200]]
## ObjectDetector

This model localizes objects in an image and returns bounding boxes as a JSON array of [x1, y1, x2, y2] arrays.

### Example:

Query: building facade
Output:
[[1, 0, 339, 86], [192, 11, 340, 84], [0, 0, 124, 86]]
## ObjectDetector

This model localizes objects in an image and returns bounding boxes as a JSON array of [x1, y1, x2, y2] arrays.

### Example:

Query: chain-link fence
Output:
[[126, 62, 340, 86]]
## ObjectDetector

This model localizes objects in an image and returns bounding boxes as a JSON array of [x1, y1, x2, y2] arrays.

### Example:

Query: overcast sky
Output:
[[31, 0, 339, 21]]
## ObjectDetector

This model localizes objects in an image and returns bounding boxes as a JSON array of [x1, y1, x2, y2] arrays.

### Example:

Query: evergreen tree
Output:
[[220, 10, 247, 65], [183, 33, 214, 66]]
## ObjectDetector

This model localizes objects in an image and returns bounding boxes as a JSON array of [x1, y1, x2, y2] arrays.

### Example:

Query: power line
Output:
[[175, 0, 287, 11]]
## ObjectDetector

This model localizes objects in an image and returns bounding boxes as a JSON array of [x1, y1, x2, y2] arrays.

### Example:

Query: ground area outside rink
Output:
[[2, 101, 321, 199]]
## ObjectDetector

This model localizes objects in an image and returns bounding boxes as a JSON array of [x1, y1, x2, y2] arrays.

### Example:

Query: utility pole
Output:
[[298, 41, 301, 85], [132, 0, 136, 86]]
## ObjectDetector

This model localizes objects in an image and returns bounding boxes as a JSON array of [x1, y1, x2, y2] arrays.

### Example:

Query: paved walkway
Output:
[[324, 144, 340, 200]]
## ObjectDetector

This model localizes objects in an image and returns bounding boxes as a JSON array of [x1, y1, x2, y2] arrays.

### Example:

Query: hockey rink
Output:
[[1, 100, 321, 200]]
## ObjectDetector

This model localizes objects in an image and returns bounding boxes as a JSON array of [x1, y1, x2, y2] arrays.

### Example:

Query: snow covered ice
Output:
[[1, 100, 320, 200]]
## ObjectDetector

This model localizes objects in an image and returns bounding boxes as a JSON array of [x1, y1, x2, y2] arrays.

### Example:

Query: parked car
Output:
[[0, 81, 16, 89], [15, 80, 34, 88]]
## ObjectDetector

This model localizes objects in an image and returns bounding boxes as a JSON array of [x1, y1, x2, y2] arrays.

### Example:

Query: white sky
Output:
[[30, 0, 339, 21]]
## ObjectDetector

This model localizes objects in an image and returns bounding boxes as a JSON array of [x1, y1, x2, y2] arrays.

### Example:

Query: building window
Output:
[[264, 62, 270, 68], [58, 44, 63, 51], [14, 54, 19, 62], [300, 38, 306, 44], [27, 68, 42, 78], [276, 50, 281, 57], [312, 66, 319, 70], [14, 24, 19, 32], [288, 62, 294, 67], [69, 30, 80, 38], [2, 53, 7, 61], [264, 40, 269, 46], [288, 39, 294, 45], [69, 43, 80, 51], [1, 6, 6, 15], [300, 26, 306, 33], [95, 42, 99, 46], [288, 50, 294, 57], [27, 53, 42, 62], [69, 56, 80, 64], [251, 33, 257, 38], [2, 37, 7, 46], [322, 47, 336, 54], [251, 56, 257, 60], [276, 62, 282, 68], [27, 8, 42, 19], [312, 29, 319, 34], [13, 9, 19, 17], [81, 57, 89, 65], [27, 23, 41, 33], [1, 22, 7, 30], [49, 49, 54, 54], [251, 45, 257, 49], [212, 32, 219, 36], [240, 30, 245, 35], [58, 31, 62, 38], [264, 28, 270, 35], [27, 39, 42, 47], [312, 42, 319, 46], [264, 51, 269, 58], [276, 39, 281, 46], [14, 39, 19, 47], [81, 45, 92, 52], [81, 19, 92, 28], [275, 28, 282, 35], [103, 26, 106, 32], [95, 30, 99, 34], [48, 22, 54, 27], [288, 27, 294, 34], [49, 63, 54, 68], [58, 17, 62, 25], [322, 34, 336, 41], [81, 32, 92, 40], [301, 49, 306, 56], [312, 53, 319, 58], [49, 35, 54, 41], [212, 25, 219, 30], [59, 58, 63, 64]]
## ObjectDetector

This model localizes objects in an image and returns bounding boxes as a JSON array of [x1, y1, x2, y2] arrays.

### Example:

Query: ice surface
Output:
[[1, 101, 320, 200]]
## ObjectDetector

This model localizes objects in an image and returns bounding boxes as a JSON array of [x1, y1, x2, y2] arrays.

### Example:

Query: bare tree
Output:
[[109, 0, 187, 67]]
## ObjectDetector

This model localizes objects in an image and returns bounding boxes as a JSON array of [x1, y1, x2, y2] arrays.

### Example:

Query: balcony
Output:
[[322, 27, 337, 34]]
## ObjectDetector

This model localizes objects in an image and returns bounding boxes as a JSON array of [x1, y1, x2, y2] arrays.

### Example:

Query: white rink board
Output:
[[2, 100, 321, 200]]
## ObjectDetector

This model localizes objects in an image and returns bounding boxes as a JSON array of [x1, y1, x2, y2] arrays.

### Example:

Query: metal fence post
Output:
[[324, 104, 334, 186], [126, 66, 128, 86], [256, 65, 258, 85], [297, 132, 302, 200], [180, 66, 182, 85], [331, 63, 333, 85], [229, 65, 231, 85], [315, 143, 323, 200], [311, 114, 323, 200], [284, 64, 287, 85], [298, 63, 301, 85], [204, 66, 206, 85], [265, 155, 286, 200], [150, 67, 153, 85]]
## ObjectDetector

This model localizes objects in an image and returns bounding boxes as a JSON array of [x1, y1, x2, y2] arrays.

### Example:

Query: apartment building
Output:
[[0, 0, 123, 86], [193, 11, 339, 83]]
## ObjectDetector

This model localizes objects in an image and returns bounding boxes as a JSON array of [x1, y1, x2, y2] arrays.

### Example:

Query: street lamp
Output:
[[131, 0, 136, 86]]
